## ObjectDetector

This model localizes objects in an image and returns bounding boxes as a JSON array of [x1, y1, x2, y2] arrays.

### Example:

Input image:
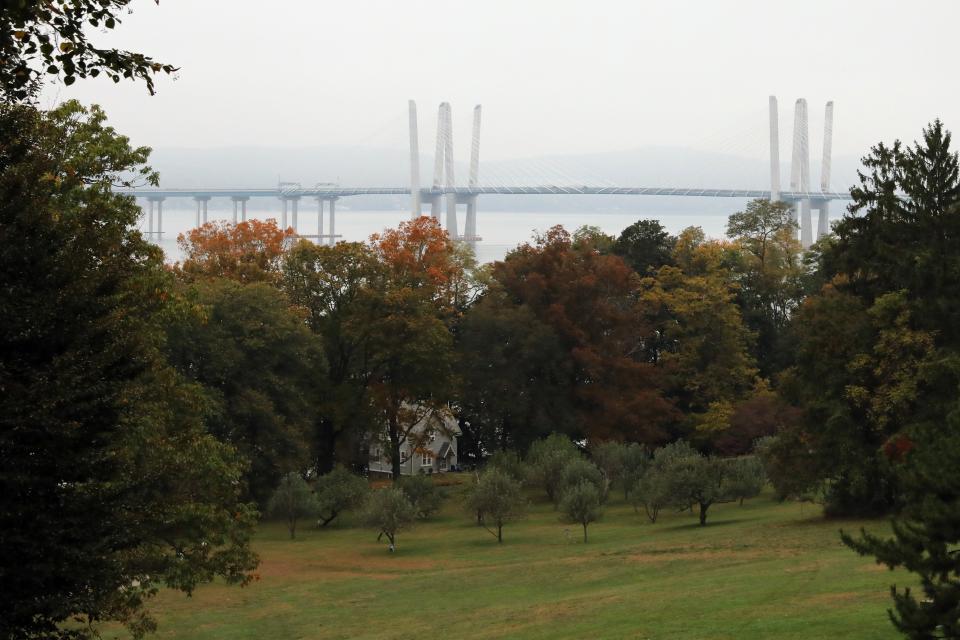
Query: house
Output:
[[367, 412, 461, 477]]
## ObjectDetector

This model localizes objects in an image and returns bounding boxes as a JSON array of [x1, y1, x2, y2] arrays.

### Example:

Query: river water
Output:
[[141, 198, 834, 265]]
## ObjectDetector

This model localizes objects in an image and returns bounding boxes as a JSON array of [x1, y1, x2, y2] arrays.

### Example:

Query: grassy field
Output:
[[110, 478, 905, 639]]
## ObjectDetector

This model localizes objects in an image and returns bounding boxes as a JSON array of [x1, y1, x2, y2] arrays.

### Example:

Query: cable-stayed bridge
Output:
[[125, 97, 847, 249]]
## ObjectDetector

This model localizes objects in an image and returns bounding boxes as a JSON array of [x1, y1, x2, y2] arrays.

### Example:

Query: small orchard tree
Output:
[[468, 469, 528, 543], [397, 474, 443, 519], [267, 472, 318, 539], [724, 456, 766, 506], [363, 488, 417, 551], [486, 449, 527, 485], [591, 441, 626, 501], [657, 442, 734, 526], [527, 433, 580, 503], [560, 481, 603, 543], [315, 466, 370, 527], [631, 469, 671, 523], [558, 458, 606, 503], [621, 443, 650, 500]]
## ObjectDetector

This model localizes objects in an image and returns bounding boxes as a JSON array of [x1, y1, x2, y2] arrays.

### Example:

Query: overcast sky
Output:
[[43, 0, 960, 163]]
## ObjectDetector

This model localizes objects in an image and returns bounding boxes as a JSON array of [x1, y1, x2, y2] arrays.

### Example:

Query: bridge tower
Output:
[[464, 105, 482, 245], [790, 98, 813, 247], [817, 101, 834, 240], [409, 100, 421, 218], [769, 96, 780, 202]]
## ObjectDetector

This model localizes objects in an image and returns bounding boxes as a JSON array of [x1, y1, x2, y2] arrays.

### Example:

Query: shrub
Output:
[[558, 458, 605, 503], [527, 433, 580, 502]]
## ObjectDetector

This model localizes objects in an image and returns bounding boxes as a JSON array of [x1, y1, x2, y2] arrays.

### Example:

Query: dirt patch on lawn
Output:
[[799, 591, 865, 608]]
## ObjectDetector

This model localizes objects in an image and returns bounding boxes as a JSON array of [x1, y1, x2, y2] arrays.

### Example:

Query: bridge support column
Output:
[[800, 200, 812, 248], [280, 198, 288, 230], [290, 197, 300, 233], [328, 198, 336, 246], [316, 198, 325, 242], [430, 194, 441, 219], [146, 198, 155, 236], [153, 197, 164, 235], [232, 198, 238, 224], [464, 195, 478, 248], [194, 196, 210, 228], [817, 202, 830, 240], [446, 194, 458, 240]]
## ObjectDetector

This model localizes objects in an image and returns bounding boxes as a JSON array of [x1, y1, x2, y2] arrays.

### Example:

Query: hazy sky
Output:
[[44, 0, 960, 163]]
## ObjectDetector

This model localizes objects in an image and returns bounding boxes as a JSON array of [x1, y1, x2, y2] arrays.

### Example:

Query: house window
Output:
[[422, 453, 433, 467]]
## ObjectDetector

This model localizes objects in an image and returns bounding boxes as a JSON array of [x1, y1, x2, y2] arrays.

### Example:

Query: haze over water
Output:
[[149, 199, 847, 265]]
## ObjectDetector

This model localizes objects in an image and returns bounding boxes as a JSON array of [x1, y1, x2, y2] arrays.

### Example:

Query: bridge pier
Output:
[[464, 195, 479, 247], [194, 196, 210, 228], [817, 201, 829, 240], [315, 197, 325, 240], [290, 197, 300, 232], [147, 196, 165, 236], [446, 194, 458, 239], [328, 197, 337, 246], [231, 196, 250, 224], [429, 194, 442, 219]]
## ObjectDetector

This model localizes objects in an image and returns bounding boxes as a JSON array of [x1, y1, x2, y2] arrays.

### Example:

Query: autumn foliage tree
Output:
[[489, 226, 674, 444], [178, 219, 293, 284]]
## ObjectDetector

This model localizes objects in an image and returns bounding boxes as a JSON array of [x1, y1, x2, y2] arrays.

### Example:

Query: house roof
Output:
[[438, 442, 453, 458]]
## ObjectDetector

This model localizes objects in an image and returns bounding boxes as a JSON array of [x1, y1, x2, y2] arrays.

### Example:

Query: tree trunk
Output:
[[389, 414, 402, 481], [583, 523, 588, 543], [315, 418, 338, 475], [698, 502, 709, 526], [288, 516, 296, 539], [497, 524, 502, 543]]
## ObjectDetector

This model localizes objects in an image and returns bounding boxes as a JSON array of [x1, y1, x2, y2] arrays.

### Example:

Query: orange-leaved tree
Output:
[[366, 217, 462, 479], [177, 219, 293, 284]]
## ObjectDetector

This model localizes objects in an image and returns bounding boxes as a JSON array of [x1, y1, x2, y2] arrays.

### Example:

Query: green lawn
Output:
[[109, 480, 905, 639]]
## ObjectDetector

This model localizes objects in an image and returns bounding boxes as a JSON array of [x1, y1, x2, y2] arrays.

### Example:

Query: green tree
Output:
[[363, 488, 417, 551], [725, 199, 805, 376], [485, 449, 527, 485], [559, 458, 606, 503], [724, 456, 766, 506], [631, 468, 670, 523], [1, 1, 177, 101], [613, 219, 676, 274], [842, 403, 960, 639], [315, 466, 370, 527], [560, 482, 603, 543], [0, 101, 257, 640], [655, 441, 733, 526], [397, 474, 443, 520], [468, 469, 528, 543], [621, 443, 651, 500], [165, 279, 322, 506], [527, 434, 581, 503], [282, 240, 382, 473], [267, 472, 318, 539], [591, 441, 626, 500]]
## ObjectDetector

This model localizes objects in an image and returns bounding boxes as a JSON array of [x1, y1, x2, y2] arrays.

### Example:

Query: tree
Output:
[[1, 1, 177, 102], [654, 441, 733, 526], [456, 295, 574, 456], [621, 443, 651, 501], [724, 456, 765, 506], [559, 458, 606, 503], [0, 101, 257, 640], [177, 219, 293, 285], [712, 382, 800, 456], [397, 474, 443, 520], [315, 466, 370, 527], [368, 218, 462, 480], [165, 279, 322, 506], [282, 240, 383, 473], [631, 468, 670, 523], [363, 488, 417, 551], [560, 482, 603, 543], [591, 441, 626, 501], [842, 403, 960, 638], [527, 434, 581, 503], [492, 226, 675, 443], [613, 219, 676, 274], [468, 469, 528, 543], [485, 449, 527, 485], [267, 473, 318, 539], [724, 200, 804, 375]]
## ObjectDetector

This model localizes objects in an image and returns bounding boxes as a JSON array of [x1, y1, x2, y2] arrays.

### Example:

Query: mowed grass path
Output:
[[119, 480, 904, 639]]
